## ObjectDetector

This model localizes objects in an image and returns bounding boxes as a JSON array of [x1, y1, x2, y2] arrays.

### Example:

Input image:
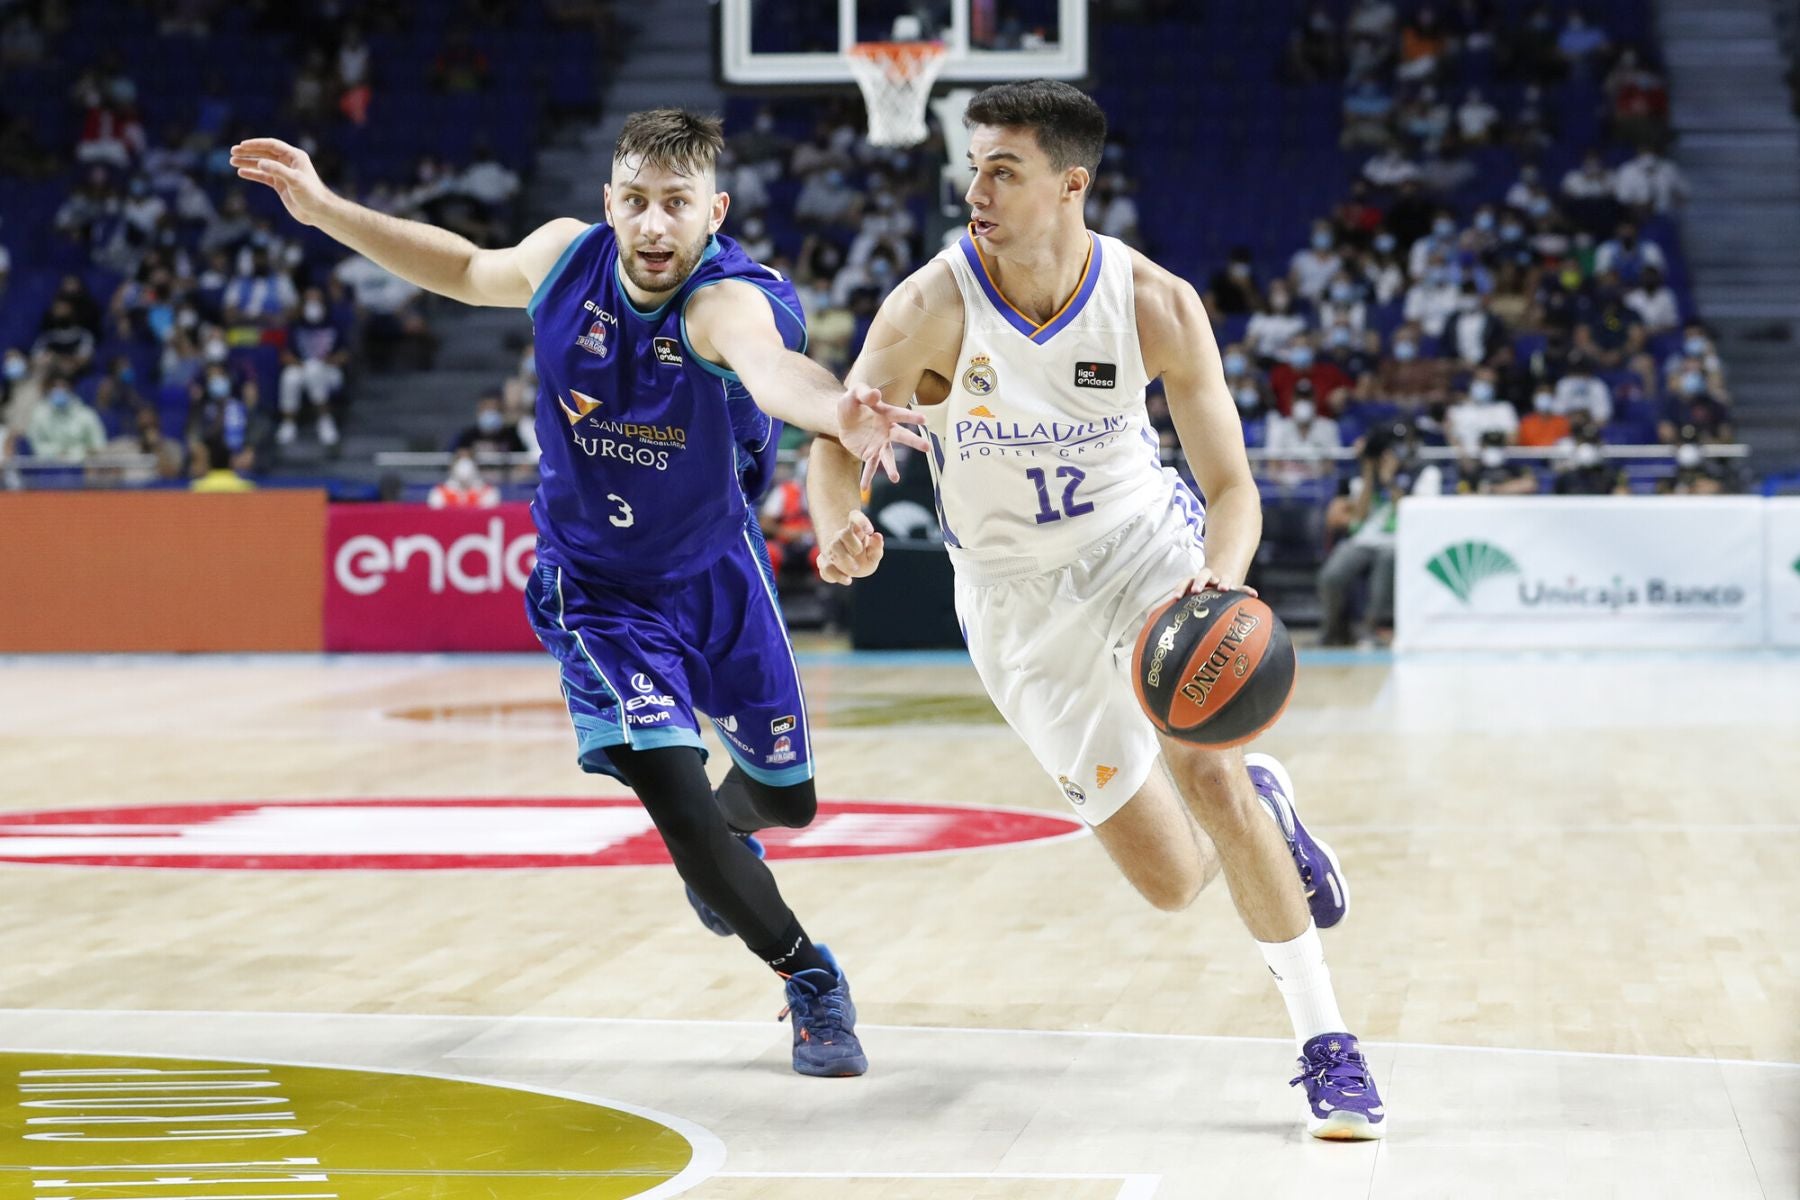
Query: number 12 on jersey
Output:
[[1026, 465, 1095, 525]]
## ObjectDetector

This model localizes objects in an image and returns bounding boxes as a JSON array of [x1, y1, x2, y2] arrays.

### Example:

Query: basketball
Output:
[[1131, 589, 1296, 747]]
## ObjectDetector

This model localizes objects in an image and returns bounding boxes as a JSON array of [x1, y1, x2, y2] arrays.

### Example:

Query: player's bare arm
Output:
[[685, 280, 929, 488], [231, 136, 584, 308], [809, 262, 965, 585], [1132, 250, 1262, 596]]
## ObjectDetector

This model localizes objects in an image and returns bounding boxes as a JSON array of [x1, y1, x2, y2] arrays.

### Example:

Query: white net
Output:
[[847, 42, 949, 147]]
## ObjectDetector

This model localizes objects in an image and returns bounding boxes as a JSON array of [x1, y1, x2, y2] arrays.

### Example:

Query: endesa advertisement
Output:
[[325, 503, 540, 651]]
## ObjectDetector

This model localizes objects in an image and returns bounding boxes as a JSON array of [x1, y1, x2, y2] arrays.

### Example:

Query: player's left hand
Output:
[[837, 383, 931, 489], [1173, 569, 1259, 600]]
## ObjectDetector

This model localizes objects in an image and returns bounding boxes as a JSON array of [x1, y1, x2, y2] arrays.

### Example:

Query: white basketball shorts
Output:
[[954, 476, 1207, 824]]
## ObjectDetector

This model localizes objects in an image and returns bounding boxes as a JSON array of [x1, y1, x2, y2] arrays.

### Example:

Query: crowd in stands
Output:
[[1225, 0, 1727, 507], [0, 0, 565, 487]]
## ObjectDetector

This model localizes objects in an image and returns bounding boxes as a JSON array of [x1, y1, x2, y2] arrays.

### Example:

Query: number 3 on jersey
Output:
[[606, 493, 634, 528], [1026, 465, 1094, 525]]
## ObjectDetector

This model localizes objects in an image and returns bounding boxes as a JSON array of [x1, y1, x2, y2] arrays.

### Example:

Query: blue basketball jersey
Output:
[[526, 225, 807, 583]]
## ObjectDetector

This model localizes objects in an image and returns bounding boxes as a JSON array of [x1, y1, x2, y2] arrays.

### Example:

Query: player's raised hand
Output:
[[229, 138, 337, 227], [836, 382, 930, 489], [817, 510, 886, 586]]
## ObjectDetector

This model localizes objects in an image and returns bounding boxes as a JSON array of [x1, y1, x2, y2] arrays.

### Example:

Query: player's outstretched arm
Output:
[[685, 281, 929, 487], [1135, 252, 1263, 594], [809, 266, 964, 585], [231, 137, 584, 308]]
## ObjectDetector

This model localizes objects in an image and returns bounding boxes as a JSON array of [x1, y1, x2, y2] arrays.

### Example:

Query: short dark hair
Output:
[[963, 80, 1106, 183], [614, 108, 724, 178]]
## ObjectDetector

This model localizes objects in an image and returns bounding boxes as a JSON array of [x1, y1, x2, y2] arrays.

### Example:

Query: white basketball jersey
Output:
[[923, 230, 1173, 576]]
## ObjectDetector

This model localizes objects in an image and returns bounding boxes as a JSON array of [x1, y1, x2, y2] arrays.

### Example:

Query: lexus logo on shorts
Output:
[[631, 673, 656, 693]]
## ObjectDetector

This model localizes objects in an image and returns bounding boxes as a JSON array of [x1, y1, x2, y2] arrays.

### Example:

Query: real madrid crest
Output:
[[962, 354, 998, 396]]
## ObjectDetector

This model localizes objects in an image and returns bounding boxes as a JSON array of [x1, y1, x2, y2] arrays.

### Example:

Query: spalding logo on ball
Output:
[[1132, 589, 1296, 747]]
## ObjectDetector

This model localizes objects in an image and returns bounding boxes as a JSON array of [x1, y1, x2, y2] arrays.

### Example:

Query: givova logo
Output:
[[1426, 540, 1521, 604]]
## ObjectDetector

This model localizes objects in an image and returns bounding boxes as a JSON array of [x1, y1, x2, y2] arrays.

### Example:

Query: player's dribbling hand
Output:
[[1174, 569, 1258, 600], [837, 383, 931, 489], [229, 138, 336, 227], [817, 510, 885, 586]]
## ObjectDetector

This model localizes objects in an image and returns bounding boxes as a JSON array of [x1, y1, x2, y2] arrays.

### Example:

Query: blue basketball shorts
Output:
[[524, 519, 813, 787]]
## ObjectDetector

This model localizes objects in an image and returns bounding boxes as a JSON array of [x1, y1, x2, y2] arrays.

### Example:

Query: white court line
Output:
[[0, 1045, 725, 1200], [5, 1008, 1794, 1072], [713, 1171, 1162, 1198]]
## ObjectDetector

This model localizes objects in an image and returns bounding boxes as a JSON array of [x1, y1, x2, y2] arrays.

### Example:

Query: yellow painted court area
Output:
[[1, 1052, 694, 1200]]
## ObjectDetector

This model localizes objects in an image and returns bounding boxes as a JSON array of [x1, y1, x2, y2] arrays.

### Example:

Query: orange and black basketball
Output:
[[1131, 589, 1296, 747]]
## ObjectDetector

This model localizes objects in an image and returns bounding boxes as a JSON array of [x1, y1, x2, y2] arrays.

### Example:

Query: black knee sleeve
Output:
[[714, 765, 817, 832]]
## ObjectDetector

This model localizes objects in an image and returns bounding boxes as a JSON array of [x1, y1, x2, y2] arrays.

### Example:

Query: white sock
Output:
[[1259, 922, 1348, 1051]]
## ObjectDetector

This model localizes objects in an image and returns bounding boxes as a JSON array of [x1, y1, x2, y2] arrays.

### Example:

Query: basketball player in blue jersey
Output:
[[232, 110, 928, 1077], [807, 82, 1388, 1134]]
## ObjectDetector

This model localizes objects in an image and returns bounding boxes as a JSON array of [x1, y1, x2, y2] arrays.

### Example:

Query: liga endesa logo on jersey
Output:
[[0, 799, 1088, 870]]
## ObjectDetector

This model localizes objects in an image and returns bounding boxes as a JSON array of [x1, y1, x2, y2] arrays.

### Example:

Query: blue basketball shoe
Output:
[[1244, 752, 1349, 929], [1291, 1032, 1386, 1139], [686, 835, 764, 936], [779, 945, 868, 1077]]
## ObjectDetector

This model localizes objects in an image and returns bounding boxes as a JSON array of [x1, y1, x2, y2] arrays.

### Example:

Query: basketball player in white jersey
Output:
[[809, 81, 1385, 1139]]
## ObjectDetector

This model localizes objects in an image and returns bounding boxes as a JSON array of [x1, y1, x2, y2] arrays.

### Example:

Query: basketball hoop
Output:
[[847, 41, 948, 148]]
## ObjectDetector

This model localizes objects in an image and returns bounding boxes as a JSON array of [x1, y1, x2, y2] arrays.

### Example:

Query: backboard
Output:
[[714, 0, 1089, 89]]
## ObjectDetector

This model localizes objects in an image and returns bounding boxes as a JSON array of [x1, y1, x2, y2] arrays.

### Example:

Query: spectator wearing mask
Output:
[[1663, 322, 1725, 390], [1289, 220, 1343, 302], [428, 449, 500, 508], [1445, 284, 1508, 366], [1624, 265, 1680, 334], [26, 376, 107, 463], [1658, 359, 1733, 443], [189, 362, 259, 468], [1561, 149, 1617, 202], [1316, 272, 1368, 333], [222, 249, 298, 333], [1457, 430, 1539, 494], [190, 436, 256, 492], [1362, 232, 1408, 304], [1408, 210, 1461, 278], [1269, 335, 1351, 414], [277, 287, 347, 447], [1403, 254, 1465, 337], [1518, 384, 1572, 446], [1245, 281, 1308, 360], [1457, 88, 1500, 143], [452, 392, 526, 458], [1446, 367, 1519, 453], [1205, 246, 1263, 317], [2, 346, 44, 433], [1593, 222, 1666, 283], [1263, 379, 1342, 483], [1358, 325, 1455, 408], [1222, 344, 1274, 422], [1553, 431, 1628, 494]]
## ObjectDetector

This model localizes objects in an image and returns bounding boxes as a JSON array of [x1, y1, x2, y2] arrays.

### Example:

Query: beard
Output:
[[617, 230, 709, 294]]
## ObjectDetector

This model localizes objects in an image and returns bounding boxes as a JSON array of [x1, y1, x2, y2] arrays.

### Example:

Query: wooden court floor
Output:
[[0, 647, 1794, 1198]]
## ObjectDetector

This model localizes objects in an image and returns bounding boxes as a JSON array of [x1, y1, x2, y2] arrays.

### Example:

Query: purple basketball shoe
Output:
[[1245, 752, 1349, 929], [779, 945, 868, 1077], [1291, 1032, 1386, 1139]]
